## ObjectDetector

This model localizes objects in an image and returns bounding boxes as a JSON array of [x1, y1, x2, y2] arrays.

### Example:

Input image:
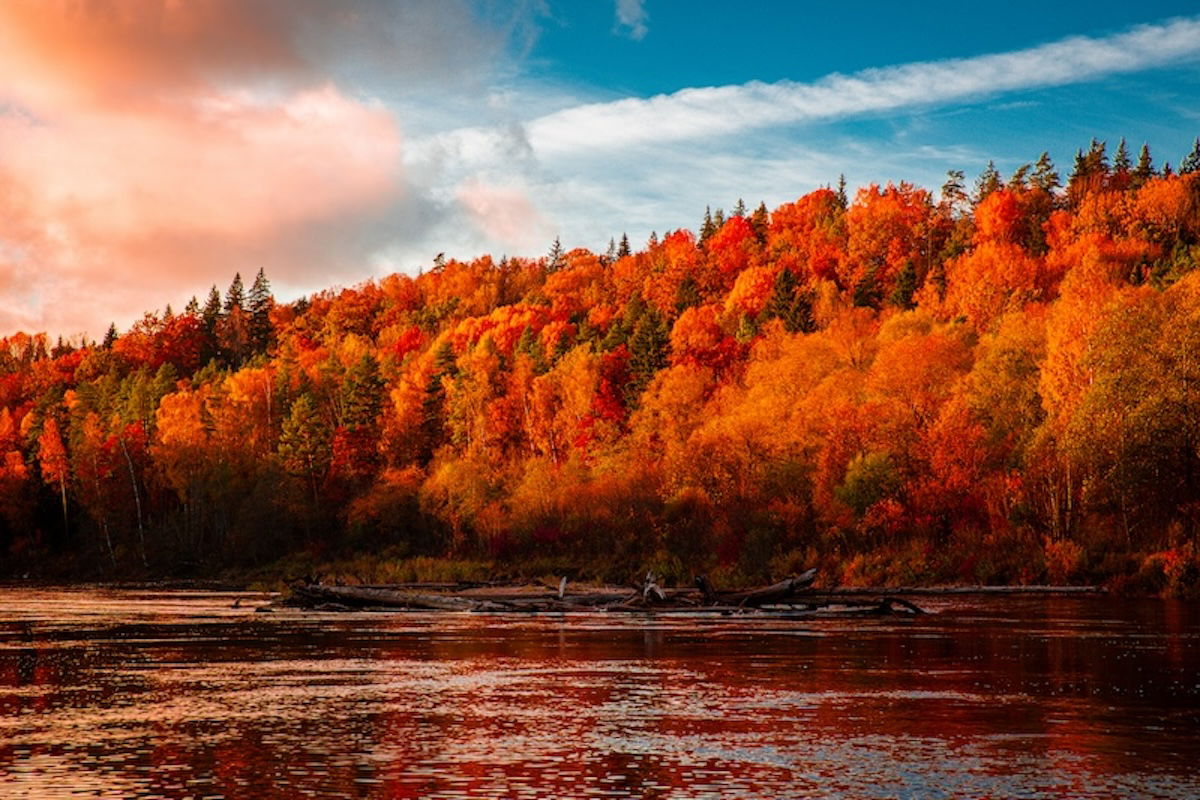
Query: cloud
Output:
[[457, 180, 552, 251], [0, 0, 520, 338], [527, 16, 1200, 154], [615, 0, 648, 40]]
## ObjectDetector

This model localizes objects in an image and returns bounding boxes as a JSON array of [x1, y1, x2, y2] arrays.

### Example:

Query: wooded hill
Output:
[[2, 138, 1200, 594]]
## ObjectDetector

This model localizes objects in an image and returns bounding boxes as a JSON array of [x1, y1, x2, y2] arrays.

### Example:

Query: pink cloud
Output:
[[0, 0, 499, 338], [457, 180, 551, 253]]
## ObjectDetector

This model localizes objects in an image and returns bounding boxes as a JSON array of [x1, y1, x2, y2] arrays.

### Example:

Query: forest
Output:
[[2, 138, 1200, 594]]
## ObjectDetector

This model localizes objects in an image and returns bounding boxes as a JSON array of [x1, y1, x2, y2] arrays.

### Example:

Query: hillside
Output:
[[2, 141, 1199, 593]]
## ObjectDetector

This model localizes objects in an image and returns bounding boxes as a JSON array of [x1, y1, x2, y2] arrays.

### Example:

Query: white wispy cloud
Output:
[[527, 16, 1200, 154], [615, 0, 648, 40]]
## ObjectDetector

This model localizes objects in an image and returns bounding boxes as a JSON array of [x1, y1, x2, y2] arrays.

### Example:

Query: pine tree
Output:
[[419, 342, 458, 465], [836, 174, 848, 209], [941, 170, 968, 215], [102, 323, 118, 350], [201, 285, 222, 363], [604, 238, 616, 264], [1007, 163, 1031, 190], [515, 326, 548, 374], [618, 233, 631, 258], [973, 161, 1002, 203], [184, 296, 200, 315], [700, 206, 716, 242], [278, 394, 332, 505], [675, 276, 701, 313], [1180, 138, 1200, 175], [1113, 138, 1131, 174], [1031, 152, 1061, 193], [750, 202, 769, 242], [339, 353, 384, 431], [247, 268, 273, 354], [626, 309, 670, 405], [889, 261, 919, 310], [763, 269, 815, 333], [546, 237, 564, 271], [224, 273, 244, 314], [1132, 143, 1155, 188], [732, 198, 747, 218]]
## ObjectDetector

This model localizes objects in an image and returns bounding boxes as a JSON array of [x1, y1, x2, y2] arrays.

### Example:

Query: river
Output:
[[0, 588, 1197, 799]]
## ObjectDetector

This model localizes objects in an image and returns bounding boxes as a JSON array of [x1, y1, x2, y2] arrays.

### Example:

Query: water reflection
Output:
[[0, 589, 1198, 798]]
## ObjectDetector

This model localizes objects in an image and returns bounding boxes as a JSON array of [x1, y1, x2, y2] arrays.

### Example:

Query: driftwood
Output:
[[284, 568, 934, 616], [695, 568, 817, 607]]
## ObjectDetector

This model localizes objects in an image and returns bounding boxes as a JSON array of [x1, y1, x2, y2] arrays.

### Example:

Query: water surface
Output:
[[0, 588, 1197, 798]]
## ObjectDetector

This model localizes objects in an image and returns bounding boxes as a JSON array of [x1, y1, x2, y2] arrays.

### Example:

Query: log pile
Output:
[[281, 569, 927, 617]]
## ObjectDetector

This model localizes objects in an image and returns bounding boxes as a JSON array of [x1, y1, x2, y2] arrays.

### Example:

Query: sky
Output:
[[2, 1, 1200, 339]]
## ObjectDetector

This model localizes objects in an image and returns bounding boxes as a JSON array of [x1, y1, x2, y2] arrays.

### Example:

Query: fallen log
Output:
[[293, 584, 475, 611], [695, 568, 817, 607]]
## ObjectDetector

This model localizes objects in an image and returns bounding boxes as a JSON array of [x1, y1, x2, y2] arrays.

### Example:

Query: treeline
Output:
[[3, 138, 1200, 593]]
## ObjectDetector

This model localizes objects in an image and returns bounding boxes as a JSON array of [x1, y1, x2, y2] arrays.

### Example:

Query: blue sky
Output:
[[380, 1, 1200, 269], [3, 0, 1200, 336]]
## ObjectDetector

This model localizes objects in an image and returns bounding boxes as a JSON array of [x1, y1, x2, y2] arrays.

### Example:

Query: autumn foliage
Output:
[[2, 148, 1200, 592]]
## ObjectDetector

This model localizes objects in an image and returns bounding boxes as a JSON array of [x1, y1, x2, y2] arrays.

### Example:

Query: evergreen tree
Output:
[[618, 233, 631, 258], [546, 237, 564, 271], [889, 261, 919, 310], [515, 326, 548, 374], [419, 342, 458, 465], [1113, 138, 1132, 174], [836, 174, 848, 209], [1133, 143, 1155, 187], [732, 198, 747, 218], [700, 206, 716, 242], [750, 202, 769, 242], [224, 273, 244, 314], [941, 170, 968, 215], [247, 268, 273, 354], [675, 276, 701, 314], [1180, 138, 1200, 175], [604, 238, 616, 264], [1084, 138, 1109, 176], [1007, 163, 1031, 190], [339, 353, 384, 431], [852, 267, 883, 309], [102, 323, 118, 350], [973, 161, 1002, 203], [200, 285, 222, 364], [763, 269, 815, 333], [626, 309, 670, 404], [278, 394, 332, 505], [1031, 152, 1061, 193], [184, 296, 200, 315]]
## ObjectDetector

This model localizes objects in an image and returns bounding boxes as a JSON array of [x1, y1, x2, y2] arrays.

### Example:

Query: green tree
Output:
[[889, 260, 919, 310], [419, 342, 458, 465], [247, 268, 273, 354], [626, 308, 670, 404], [278, 394, 332, 504], [1132, 143, 1155, 188], [1180, 137, 1200, 175], [1032, 152, 1061, 193], [973, 161, 1002, 204], [224, 273, 245, 314]]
